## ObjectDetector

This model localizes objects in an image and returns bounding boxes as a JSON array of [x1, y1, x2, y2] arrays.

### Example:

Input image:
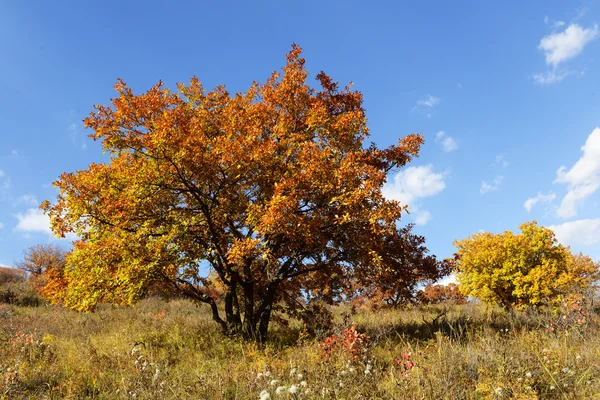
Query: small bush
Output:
[[0, 280, 43, 307]]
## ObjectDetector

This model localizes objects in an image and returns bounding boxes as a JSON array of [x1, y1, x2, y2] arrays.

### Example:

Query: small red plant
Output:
[[394, 352, 416, 376], [320, 326, 370, 361], [9, 330, 34, 347], [152, 309, 167, 320]]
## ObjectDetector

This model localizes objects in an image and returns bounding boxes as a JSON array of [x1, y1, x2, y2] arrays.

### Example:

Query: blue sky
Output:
[[1, 1, 599, 272]]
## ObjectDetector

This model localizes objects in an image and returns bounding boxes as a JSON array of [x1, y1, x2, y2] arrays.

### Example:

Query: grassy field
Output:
[[0, 296, 599, 399]]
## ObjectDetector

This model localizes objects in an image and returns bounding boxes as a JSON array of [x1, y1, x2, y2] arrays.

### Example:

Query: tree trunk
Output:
[[225, 279, 242, 333], [257, 299, 273, 343], [241, 282, 256, 340], [208, 298, 228, 334], [256, 281, 280, 342]]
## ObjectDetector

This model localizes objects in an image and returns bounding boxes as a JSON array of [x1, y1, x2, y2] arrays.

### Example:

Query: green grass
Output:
[[0, 297, 599, 399]]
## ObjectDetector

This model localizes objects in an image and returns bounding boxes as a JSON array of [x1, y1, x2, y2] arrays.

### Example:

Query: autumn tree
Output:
[[43, 45, 430, 341], [15, 244, 66, 277], [454, 222, 599, 309], [14, 244, 68, 301], [417, 283, 466, 305], [352, 225, 453, 307], [0, 266, 26, 284]]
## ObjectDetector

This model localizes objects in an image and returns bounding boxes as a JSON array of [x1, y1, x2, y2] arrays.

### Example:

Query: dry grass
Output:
[[0, 296, 599, 399]]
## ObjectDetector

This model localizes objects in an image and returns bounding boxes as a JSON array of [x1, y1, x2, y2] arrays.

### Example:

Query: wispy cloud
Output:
[[68, 123, 87, 151], [8, 150, 23, 160], [15, 194, 39, 207], [480, 175, 504, 194], [574, 7, 589, 21], [413, 95, 440, 118], [383, 165, 448, 225], [554, 128, 600, 218], [0, 169, 10, 196], [435, 131, 458, 152], [533, 70, 574, 85], [494, 154, 510, 168], [414, 209, 432, 225], [524, 191, 556, 212], [544, 15, 566, 29]]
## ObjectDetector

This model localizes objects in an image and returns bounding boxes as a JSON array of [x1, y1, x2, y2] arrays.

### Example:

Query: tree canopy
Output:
[[417, 283, 466, 305], [352, 225, 454, 307], [15, 244, 67, 301], [454, 221, 599, 309], [42, 45, 441, 341], [15, 244, 65, 278]]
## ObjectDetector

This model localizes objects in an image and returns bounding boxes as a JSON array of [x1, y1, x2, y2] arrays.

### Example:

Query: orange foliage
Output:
[[14, 244, 68, 302], [351, 225, 455, 307], [417, 283, 466, 305], [42, 45, 426, 341], [320, 326, 370, 361], [0, 267, 25, 284]]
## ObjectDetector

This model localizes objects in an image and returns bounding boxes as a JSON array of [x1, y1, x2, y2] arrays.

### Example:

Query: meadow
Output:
[[1, 288, 599, 399]]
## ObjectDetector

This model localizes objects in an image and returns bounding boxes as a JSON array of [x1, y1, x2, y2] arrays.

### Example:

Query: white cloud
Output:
[[15, 194, 39, 207], [0, 222, 4, 229], [549, 218, 600, 246], [417, 95, 439, 108], [554, 128, 600, 218], [480, 182, 494, 193], [9, 150, 23, 160], [575, 7, 589, 21], [544, 16, 549, 25], [494, 154, 510, 168], [13, 208, 77, 241], [68, 123, 87, 151], [383, 165, 447, 225], [535, 23, 598, 85], [553, 20, 566, 29], [384, 165, 446, 204], [539, 24, 598, 67], [413, 95, 440, 118], [14, 208, 52, 235], [480, 175, 504, 194], [533, 69, 573, 85], [0, 169, 10, 194], [68, 123, 78, 145], [414, 209, 432, 225], [438, 274, 457, 285], [435, 131, 458, 152], [524, 192, 556, 212]]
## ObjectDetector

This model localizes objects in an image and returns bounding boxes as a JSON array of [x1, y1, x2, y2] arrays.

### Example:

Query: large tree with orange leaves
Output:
[[42, 46, 433, 341]]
